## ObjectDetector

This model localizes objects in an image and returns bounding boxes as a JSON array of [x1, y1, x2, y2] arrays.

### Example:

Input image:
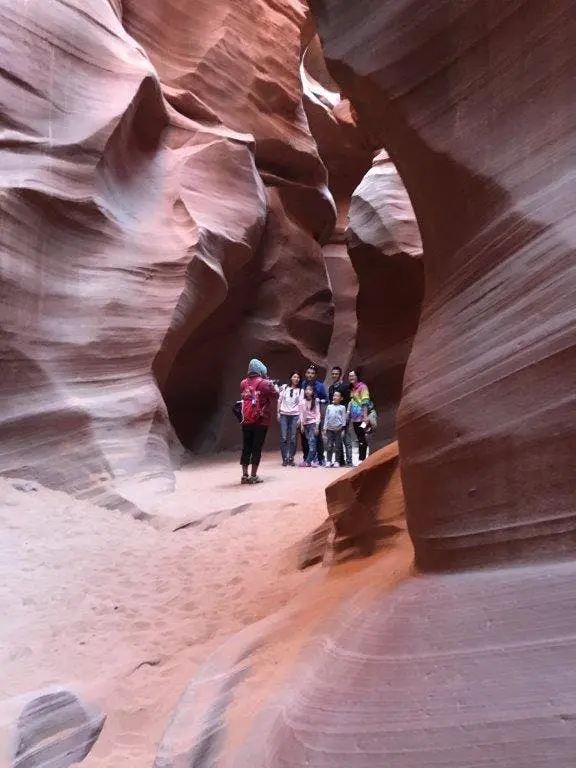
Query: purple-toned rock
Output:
[[348, 150, 424, 440]]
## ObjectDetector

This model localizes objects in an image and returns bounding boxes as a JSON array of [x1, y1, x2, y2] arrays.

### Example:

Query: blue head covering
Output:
[[247, 358, 267, 377]]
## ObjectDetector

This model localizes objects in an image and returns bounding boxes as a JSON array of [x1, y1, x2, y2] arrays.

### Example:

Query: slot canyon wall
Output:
[[232, 1, 576, 766], [0, 0, 339, 499], [348, 150, 424, 440], [302, 35, 425, 444], [308, 0, 576, 571]]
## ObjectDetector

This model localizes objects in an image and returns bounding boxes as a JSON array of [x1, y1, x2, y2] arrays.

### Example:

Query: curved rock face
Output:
[[234, 2, 576, 766], [125, 0, 336, 453], [309, 0, 576, 571], [301, 39, 423, 429], [300, 34, 371, 377], [348, 150, 423, 440], [0, 0, 336, 488]]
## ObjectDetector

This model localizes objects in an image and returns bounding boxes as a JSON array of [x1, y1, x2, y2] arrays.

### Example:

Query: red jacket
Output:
[[239, 376, 279, 427]]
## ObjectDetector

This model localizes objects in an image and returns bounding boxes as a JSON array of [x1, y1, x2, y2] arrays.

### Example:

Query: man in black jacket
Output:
[[328, 366, 352, 466]]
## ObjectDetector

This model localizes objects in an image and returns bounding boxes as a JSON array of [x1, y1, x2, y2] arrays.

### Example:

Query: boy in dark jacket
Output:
[[328, 365, 352, 466]]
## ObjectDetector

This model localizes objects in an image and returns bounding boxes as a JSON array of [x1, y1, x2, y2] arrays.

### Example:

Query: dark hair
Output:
[[304, 383, 316, 409], [331, 365, 342, 375], [306, 364, 317, 373], [348, 369, 362, 385], [288, 371, 301, 396]]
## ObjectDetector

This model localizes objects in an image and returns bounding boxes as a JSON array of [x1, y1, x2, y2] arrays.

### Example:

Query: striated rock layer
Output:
[[124, 0, 337, 452], [301, 36, 423, 430], [235, 1, 576, 767], [0, 0, 336, 490], [309, 0, 576, 571], [348, 150, 423, 440]]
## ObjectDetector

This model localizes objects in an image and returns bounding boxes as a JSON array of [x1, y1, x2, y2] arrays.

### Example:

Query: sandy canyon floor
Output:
[[0, 452, 413, 767]]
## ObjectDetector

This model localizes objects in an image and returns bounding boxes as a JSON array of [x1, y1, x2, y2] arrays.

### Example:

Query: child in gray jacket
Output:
[[322, 390, 347, 467]]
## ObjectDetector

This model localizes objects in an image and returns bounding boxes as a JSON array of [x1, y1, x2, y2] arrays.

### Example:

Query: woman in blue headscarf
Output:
[[238, 359, 279, 484]]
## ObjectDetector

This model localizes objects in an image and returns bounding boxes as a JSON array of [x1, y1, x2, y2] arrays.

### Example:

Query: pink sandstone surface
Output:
[[348, 150, 424, 440], [230, 1, 576, 766], [0, 0, 337, 495]]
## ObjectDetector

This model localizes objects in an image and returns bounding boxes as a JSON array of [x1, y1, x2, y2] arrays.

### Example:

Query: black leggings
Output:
[[353, 421, 368, 461], [241, 425, 268, 467]]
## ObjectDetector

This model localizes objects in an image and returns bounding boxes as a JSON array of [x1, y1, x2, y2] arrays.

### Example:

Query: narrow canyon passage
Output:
[[0, 0, 574, 767]]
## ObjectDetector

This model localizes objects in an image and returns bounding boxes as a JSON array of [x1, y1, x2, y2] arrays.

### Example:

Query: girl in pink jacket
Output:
[[298, 384, 321, 467]]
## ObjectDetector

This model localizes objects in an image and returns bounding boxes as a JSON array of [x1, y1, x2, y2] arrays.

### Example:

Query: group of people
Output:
[[238, 358, 372, 485]]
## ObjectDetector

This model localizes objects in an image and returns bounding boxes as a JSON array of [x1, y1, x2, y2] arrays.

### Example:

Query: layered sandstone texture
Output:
[[236, 1, 576, 766], [308, 0, 576, 571], [300, 34, 371, 375], [302, 36, 424, 434], [348, 150, 424, 439], [0, 0, 336, 495], [298, 441, 405, 567]]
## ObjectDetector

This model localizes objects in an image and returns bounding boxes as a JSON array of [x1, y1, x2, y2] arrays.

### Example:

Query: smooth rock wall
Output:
[[348, 150, 424, 440], [0, 0, 337, 488], [231, 2, 576, 766], [309, 0, 576, 570]]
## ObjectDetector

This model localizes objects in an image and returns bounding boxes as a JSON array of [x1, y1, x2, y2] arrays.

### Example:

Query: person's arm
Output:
[[314, 402, 321, 433], [322, 406, 330, 437], [318, 382, 328, 404], [361, 385, 370, 424], [261, 378, 279, 399]]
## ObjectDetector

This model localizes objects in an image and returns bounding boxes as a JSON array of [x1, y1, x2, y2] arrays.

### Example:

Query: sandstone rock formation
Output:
[[0, 0, 336, 494], [348, 151, 424, 439], [12, 689, 105, 768], [298, 441, 405, 567], [300, 34, 370, 376], [309, 0, 576, 571], [301, 36, 423, 433], [235, 0, 576, 765]]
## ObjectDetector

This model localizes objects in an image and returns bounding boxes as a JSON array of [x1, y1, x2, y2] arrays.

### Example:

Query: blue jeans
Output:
[[303, 423, 318, 464], [279, 414, 298, 461]]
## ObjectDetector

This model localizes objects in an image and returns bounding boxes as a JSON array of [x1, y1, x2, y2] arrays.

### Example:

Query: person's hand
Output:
[[277, 413, 281, 423], [315, 428, 319, 437], [360, 421, 367, 429]]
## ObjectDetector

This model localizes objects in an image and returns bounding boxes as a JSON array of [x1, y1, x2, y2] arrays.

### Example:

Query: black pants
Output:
[[353, 421, 368, 461], [301, 429, 324, 463], [241, 425, 268, 467]]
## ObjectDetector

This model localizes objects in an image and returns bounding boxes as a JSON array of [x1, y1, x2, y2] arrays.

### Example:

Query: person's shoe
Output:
[[310, 461, 320, 468], [282, 459, 288, 467], [241, 475, 250, 484], [298, 460, 308, 467], [288, 458, 295, 466], [249, 476, 264, 484]]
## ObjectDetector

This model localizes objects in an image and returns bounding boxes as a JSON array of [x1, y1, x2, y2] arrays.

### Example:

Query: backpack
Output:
[[231, 400, 243, 423], [240, 379, 264, 424], [367, 401, 378, 431]]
